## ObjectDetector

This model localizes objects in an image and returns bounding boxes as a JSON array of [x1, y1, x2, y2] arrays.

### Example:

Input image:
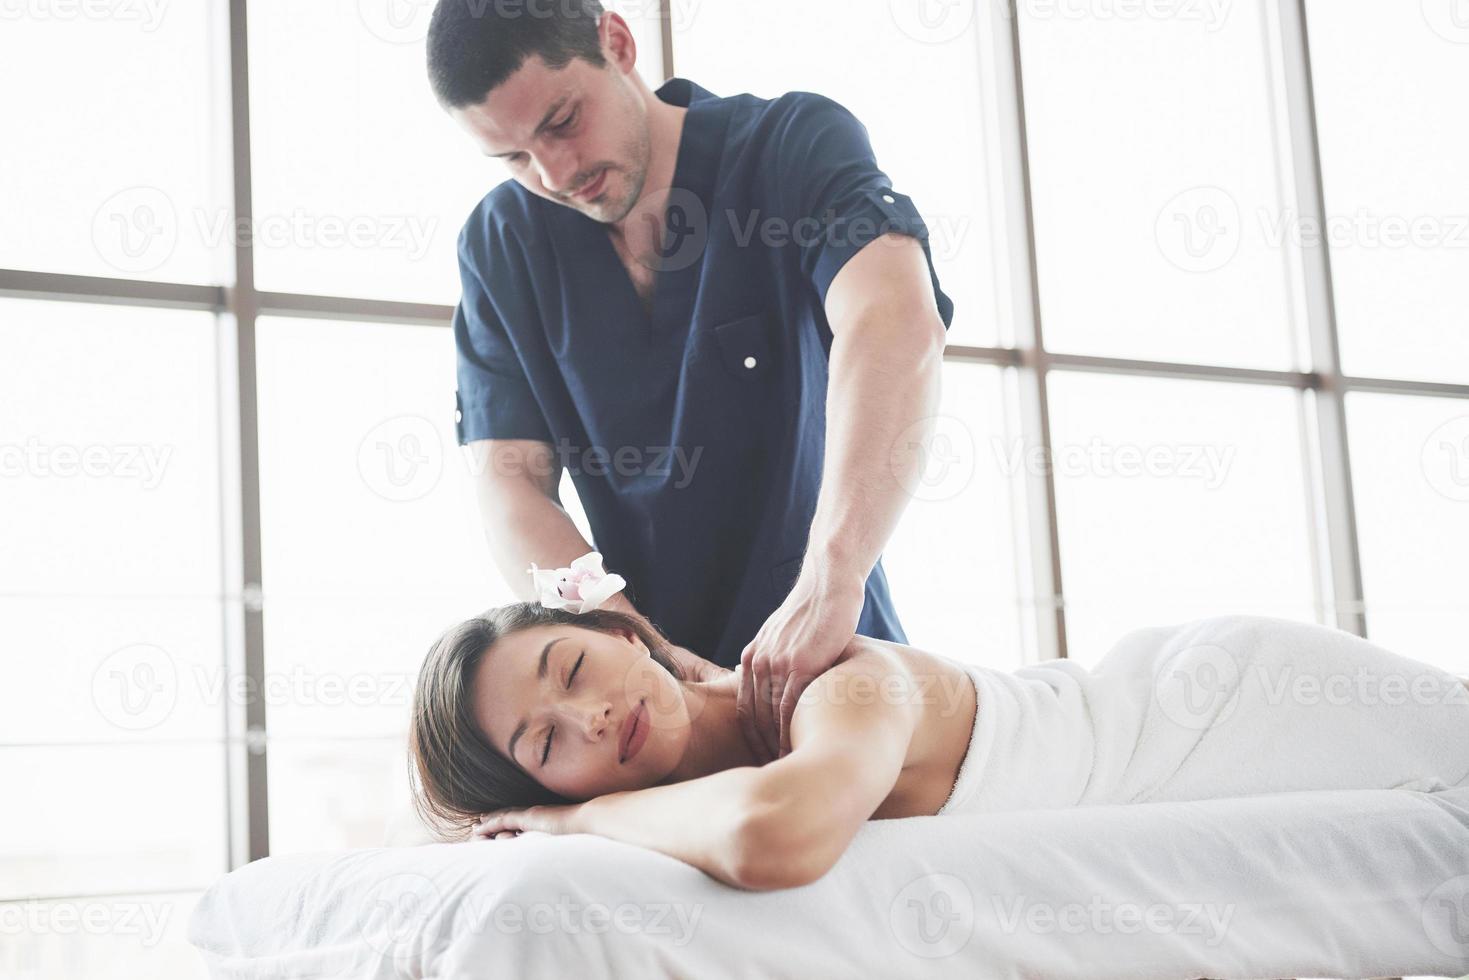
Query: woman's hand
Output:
[[469, 803, 584, 841]]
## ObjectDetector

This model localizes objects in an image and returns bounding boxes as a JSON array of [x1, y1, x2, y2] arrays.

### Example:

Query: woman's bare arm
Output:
[[736, 641, 921, 888], [570, 764, 772, 889], [558, 641, 916, 890]]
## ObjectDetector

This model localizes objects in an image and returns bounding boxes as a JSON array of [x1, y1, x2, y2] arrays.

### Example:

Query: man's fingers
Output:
[[765, 673, 789, 759], [736, 653, 767, 764], [752, 658, 780, 765]]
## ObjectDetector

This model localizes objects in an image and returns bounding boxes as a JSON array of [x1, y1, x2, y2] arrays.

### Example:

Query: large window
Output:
[[1017, 0, 1304, 370], [4, 2, 1466, 977], [1046, 372, 1317, 661], [0, 300, 226, 974], [254, 315, 506, 852], [1306, 1, 1469, 383], [0, 7, 225, 283], [1346, 392, 1469, 673], [246, 2, 492, 303]]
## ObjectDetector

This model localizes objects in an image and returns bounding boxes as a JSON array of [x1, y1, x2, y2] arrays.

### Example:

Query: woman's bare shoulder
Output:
[[785, 636, 922, 741], [791, 634, 963, 742], [832, 635, 964, 686]]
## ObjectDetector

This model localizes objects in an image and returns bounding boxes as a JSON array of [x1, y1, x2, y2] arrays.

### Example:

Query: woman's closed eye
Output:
[[541, 650, 585, 766]]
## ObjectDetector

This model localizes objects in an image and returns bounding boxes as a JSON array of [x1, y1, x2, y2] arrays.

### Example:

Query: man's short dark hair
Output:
[[427, 0, 608, 109]]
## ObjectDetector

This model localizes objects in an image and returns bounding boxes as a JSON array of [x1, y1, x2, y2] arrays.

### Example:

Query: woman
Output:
[[408, 559, 1469, 892]]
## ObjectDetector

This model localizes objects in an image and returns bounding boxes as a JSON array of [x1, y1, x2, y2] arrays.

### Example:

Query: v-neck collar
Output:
[[650, 77, 725, 217], [543, 77, 733, 344]]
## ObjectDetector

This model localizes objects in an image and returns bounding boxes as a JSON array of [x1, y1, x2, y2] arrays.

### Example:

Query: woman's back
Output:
[[794, 635, 978, 819]]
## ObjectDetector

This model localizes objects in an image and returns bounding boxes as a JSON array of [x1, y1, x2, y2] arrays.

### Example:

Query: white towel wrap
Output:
[[937, 615, 1469, 816]]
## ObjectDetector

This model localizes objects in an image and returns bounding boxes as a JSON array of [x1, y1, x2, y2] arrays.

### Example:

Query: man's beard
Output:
[[587, 126, 652, 225], [602, 161, 650, 225]]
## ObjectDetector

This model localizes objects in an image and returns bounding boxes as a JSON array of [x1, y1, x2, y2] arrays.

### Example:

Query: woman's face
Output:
[[471, 623, 690, 801]]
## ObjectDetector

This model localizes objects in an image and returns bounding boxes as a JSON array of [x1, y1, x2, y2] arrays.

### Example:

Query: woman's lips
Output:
[[620, 698, 648, 763]]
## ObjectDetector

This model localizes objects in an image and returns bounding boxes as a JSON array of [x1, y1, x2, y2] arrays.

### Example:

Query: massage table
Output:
[[188, 783, 1469, 979]]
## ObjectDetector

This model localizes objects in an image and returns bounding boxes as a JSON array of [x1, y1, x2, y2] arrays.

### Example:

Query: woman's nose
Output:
[[563, 699, 611, 739]]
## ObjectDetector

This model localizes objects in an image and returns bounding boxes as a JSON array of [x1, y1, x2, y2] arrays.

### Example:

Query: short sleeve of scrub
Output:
[[452, 228, 555, 447], [767, 94, 955, 327]]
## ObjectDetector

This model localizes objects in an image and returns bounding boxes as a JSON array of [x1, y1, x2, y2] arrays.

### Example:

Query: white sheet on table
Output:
[[189, 785, 1469, 980]]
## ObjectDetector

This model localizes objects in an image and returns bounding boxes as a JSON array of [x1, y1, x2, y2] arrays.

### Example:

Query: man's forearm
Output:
[[477, 476, 604, 603], [473, 452, 726, 678], [806, 318, 944, 588]]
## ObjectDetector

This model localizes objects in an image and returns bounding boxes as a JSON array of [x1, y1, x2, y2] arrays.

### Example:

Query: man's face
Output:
[[472, 624, 692, 801], [450, 53, 651, 224]]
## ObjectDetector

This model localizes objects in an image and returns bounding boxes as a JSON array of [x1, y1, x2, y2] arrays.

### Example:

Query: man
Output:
[[428, 0, 953, 763]]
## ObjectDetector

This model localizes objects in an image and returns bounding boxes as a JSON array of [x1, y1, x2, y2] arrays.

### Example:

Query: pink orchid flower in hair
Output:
[[526, 552, 627, 614]]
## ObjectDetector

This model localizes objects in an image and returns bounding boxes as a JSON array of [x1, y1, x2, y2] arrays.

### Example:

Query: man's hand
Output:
[[737, 564, 866, 763]]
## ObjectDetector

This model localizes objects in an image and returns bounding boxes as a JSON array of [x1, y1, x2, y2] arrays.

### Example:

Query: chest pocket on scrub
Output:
[[713, 312, 776, 382]]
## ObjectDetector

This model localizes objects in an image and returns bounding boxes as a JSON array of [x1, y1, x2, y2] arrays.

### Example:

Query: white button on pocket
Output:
[[713, 312, 774, 382], [882, 194, 896, 204]]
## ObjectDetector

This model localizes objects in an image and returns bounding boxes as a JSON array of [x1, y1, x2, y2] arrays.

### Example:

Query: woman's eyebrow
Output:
[[505, 635, 568, 764]]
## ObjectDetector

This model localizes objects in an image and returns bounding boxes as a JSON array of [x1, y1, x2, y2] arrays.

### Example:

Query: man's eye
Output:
[[553, 109, 578, 132]]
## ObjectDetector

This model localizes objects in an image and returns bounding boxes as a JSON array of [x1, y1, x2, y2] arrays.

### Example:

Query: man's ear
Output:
[[599, 11, 637, 75]]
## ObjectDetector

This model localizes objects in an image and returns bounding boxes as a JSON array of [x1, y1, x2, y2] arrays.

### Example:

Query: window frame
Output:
[[2, 0, 1467, 882]]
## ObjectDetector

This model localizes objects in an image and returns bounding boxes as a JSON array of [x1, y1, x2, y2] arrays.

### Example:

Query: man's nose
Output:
[[535, 146, 581, 196]]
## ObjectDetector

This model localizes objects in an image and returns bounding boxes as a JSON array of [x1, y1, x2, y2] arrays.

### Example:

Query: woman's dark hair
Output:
[[408, 601, 683, 840], [427, 0, 608, 109]]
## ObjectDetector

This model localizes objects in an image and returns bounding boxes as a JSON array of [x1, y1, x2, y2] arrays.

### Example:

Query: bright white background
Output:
[[1, 1, 1466, 977]]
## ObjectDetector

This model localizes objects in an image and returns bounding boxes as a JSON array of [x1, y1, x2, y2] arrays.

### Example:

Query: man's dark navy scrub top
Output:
[[452, 76, 955, 668]]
